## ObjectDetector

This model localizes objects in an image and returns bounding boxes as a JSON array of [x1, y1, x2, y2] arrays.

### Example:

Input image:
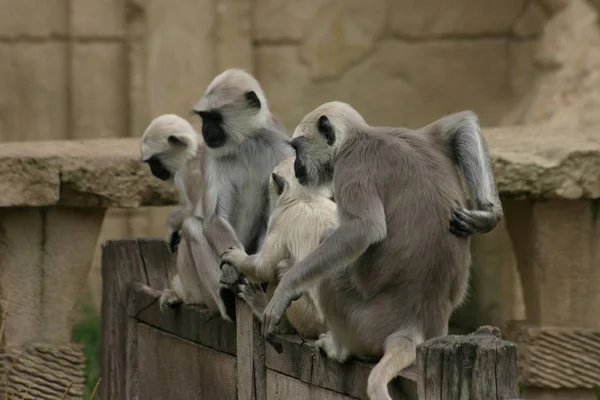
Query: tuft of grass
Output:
[[72, 295, 101, 399]]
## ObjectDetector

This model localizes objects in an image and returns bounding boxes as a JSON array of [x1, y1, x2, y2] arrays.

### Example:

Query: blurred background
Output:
[[1, 0, 599, 398]]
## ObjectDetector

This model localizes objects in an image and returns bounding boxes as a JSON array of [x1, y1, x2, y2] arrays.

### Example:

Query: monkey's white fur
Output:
[[222, 157, 337, 338], [140, 114, 208, 310]]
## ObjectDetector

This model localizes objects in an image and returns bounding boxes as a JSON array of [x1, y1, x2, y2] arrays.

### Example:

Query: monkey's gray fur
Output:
[[260, 102, 502, 400], [178, 68, 294, 321], [141, 114, 210, 311]]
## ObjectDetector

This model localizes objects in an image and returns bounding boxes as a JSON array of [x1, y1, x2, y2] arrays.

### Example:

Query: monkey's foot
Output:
[[449, 207, 500, 238], [159, 289, 183, 312], [314, 332, 350, 363], [238, 278, 268, 317]]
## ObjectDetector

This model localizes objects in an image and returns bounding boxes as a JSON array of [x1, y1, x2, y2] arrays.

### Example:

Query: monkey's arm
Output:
[[262, 183, 386, 336], [200, 185, 245, 257], [428, 111, 503, 237], [221, 228, 289, 283], [166, 205, 190, 253]]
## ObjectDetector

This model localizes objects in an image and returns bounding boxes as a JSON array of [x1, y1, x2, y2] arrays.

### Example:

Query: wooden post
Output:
[[416, 326, 519, 400], [236, 298, 266, 400], [100, 239, 172, 400]]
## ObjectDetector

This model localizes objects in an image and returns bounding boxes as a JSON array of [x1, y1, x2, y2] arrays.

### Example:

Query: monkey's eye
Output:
[[317, 115, 335, 146]]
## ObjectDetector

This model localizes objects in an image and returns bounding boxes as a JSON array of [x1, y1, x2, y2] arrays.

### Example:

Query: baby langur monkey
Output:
[[140, 114, 209, 311], [221, 157, 337, 338], [262, 102, 503, 400]]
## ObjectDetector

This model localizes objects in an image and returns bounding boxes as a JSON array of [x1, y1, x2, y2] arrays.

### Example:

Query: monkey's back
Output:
[[322, 127, 471, 356]]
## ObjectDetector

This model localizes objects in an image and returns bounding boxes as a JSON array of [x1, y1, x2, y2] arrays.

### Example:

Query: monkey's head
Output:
[[141, 114, 200, 181], [269, 157, 333, 207], [290, 101, 367, 187], [192, 69, 271, 158]]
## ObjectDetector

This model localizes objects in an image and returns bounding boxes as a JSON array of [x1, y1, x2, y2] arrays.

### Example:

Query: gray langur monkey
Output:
[[180, 68, 294, 321], [140, 114, 209, 311], [260, 102, 503, 400], [221, 156, 337, 339]]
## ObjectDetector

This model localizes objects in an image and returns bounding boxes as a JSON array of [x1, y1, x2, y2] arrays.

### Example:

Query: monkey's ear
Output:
[[272, 173, 286, 195], [317, 115, 335, 146], [245, 91, 261, 109], [168, 135, 187, 147]]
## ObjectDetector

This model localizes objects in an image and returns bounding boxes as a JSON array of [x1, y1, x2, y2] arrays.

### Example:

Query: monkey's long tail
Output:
[[366, 332, 418, 400]]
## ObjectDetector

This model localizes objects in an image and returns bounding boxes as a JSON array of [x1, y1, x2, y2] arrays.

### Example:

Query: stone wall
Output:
[[1, 0, 592, 326]]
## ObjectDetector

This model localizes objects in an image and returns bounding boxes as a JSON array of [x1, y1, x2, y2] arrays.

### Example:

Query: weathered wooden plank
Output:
[[265, 334, 416, 399], [134, 323, 238, 399], [128, 282, 237, 355], [416, 326, 519, 400], [265, 335, 314, 383], [237, 299, 266, 400], [266, 369, 359, 400], [138, 238, 173, 289], [100, 239, 150, 400]]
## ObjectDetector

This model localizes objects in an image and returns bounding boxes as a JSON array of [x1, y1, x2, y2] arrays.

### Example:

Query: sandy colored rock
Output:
[[70, 0, 126, 37], [142, 0, 216, 120], [503, 0, 600, 132], [216, 0, 254, 71], [258, 39, 517, 129], [299, 0, 386, 80], [389, 0, 525, 38], [513, 1, 548, 37], [0, 138, 178, 208], [0, 0, 67, 38], [71, 43, 128, 139], [253, 0, 325, 41], [0, 43, 68, 142], [486, 126, 600, 199], [508, 41, 539, 98]]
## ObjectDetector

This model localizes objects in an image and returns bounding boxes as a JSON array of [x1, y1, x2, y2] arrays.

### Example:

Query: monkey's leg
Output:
[[367, 331, 419, 400], [159, 274, 184, 312], [237, 278, 295, 334], [182, 217, 234, 322], [450, 119, 503, 236], [314, 331, 350, 363]]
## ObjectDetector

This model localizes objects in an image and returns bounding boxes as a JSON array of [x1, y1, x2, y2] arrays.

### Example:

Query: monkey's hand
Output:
[[262, 282, 301, 338], [449, 205, 502, 238], [221, 246, 249, 269]]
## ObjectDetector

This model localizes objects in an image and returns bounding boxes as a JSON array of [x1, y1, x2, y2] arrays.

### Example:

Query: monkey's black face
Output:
[[197, 110, 227, 148], [293, 157, 309, 185], [145, 155, 171, 181], [290, 137, 334, 187]]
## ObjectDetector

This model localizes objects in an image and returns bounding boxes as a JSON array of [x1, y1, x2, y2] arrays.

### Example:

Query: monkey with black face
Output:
[[141, 114, 212, 311], [221, 156, 337, 338], [178, 68, 294, 321], [260, 102, 502, 400]]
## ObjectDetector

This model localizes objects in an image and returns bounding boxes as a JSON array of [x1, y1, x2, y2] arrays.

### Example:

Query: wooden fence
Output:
[[100, 239, 519, 400]]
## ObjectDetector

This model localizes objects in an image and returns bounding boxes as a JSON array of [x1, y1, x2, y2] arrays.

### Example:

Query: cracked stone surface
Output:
[[299, 0, 387, 80], [503, 0, 600, 134], [389, 0, 533, 37], [0, 138, 177, 208], [0, 131, 598, 207]]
